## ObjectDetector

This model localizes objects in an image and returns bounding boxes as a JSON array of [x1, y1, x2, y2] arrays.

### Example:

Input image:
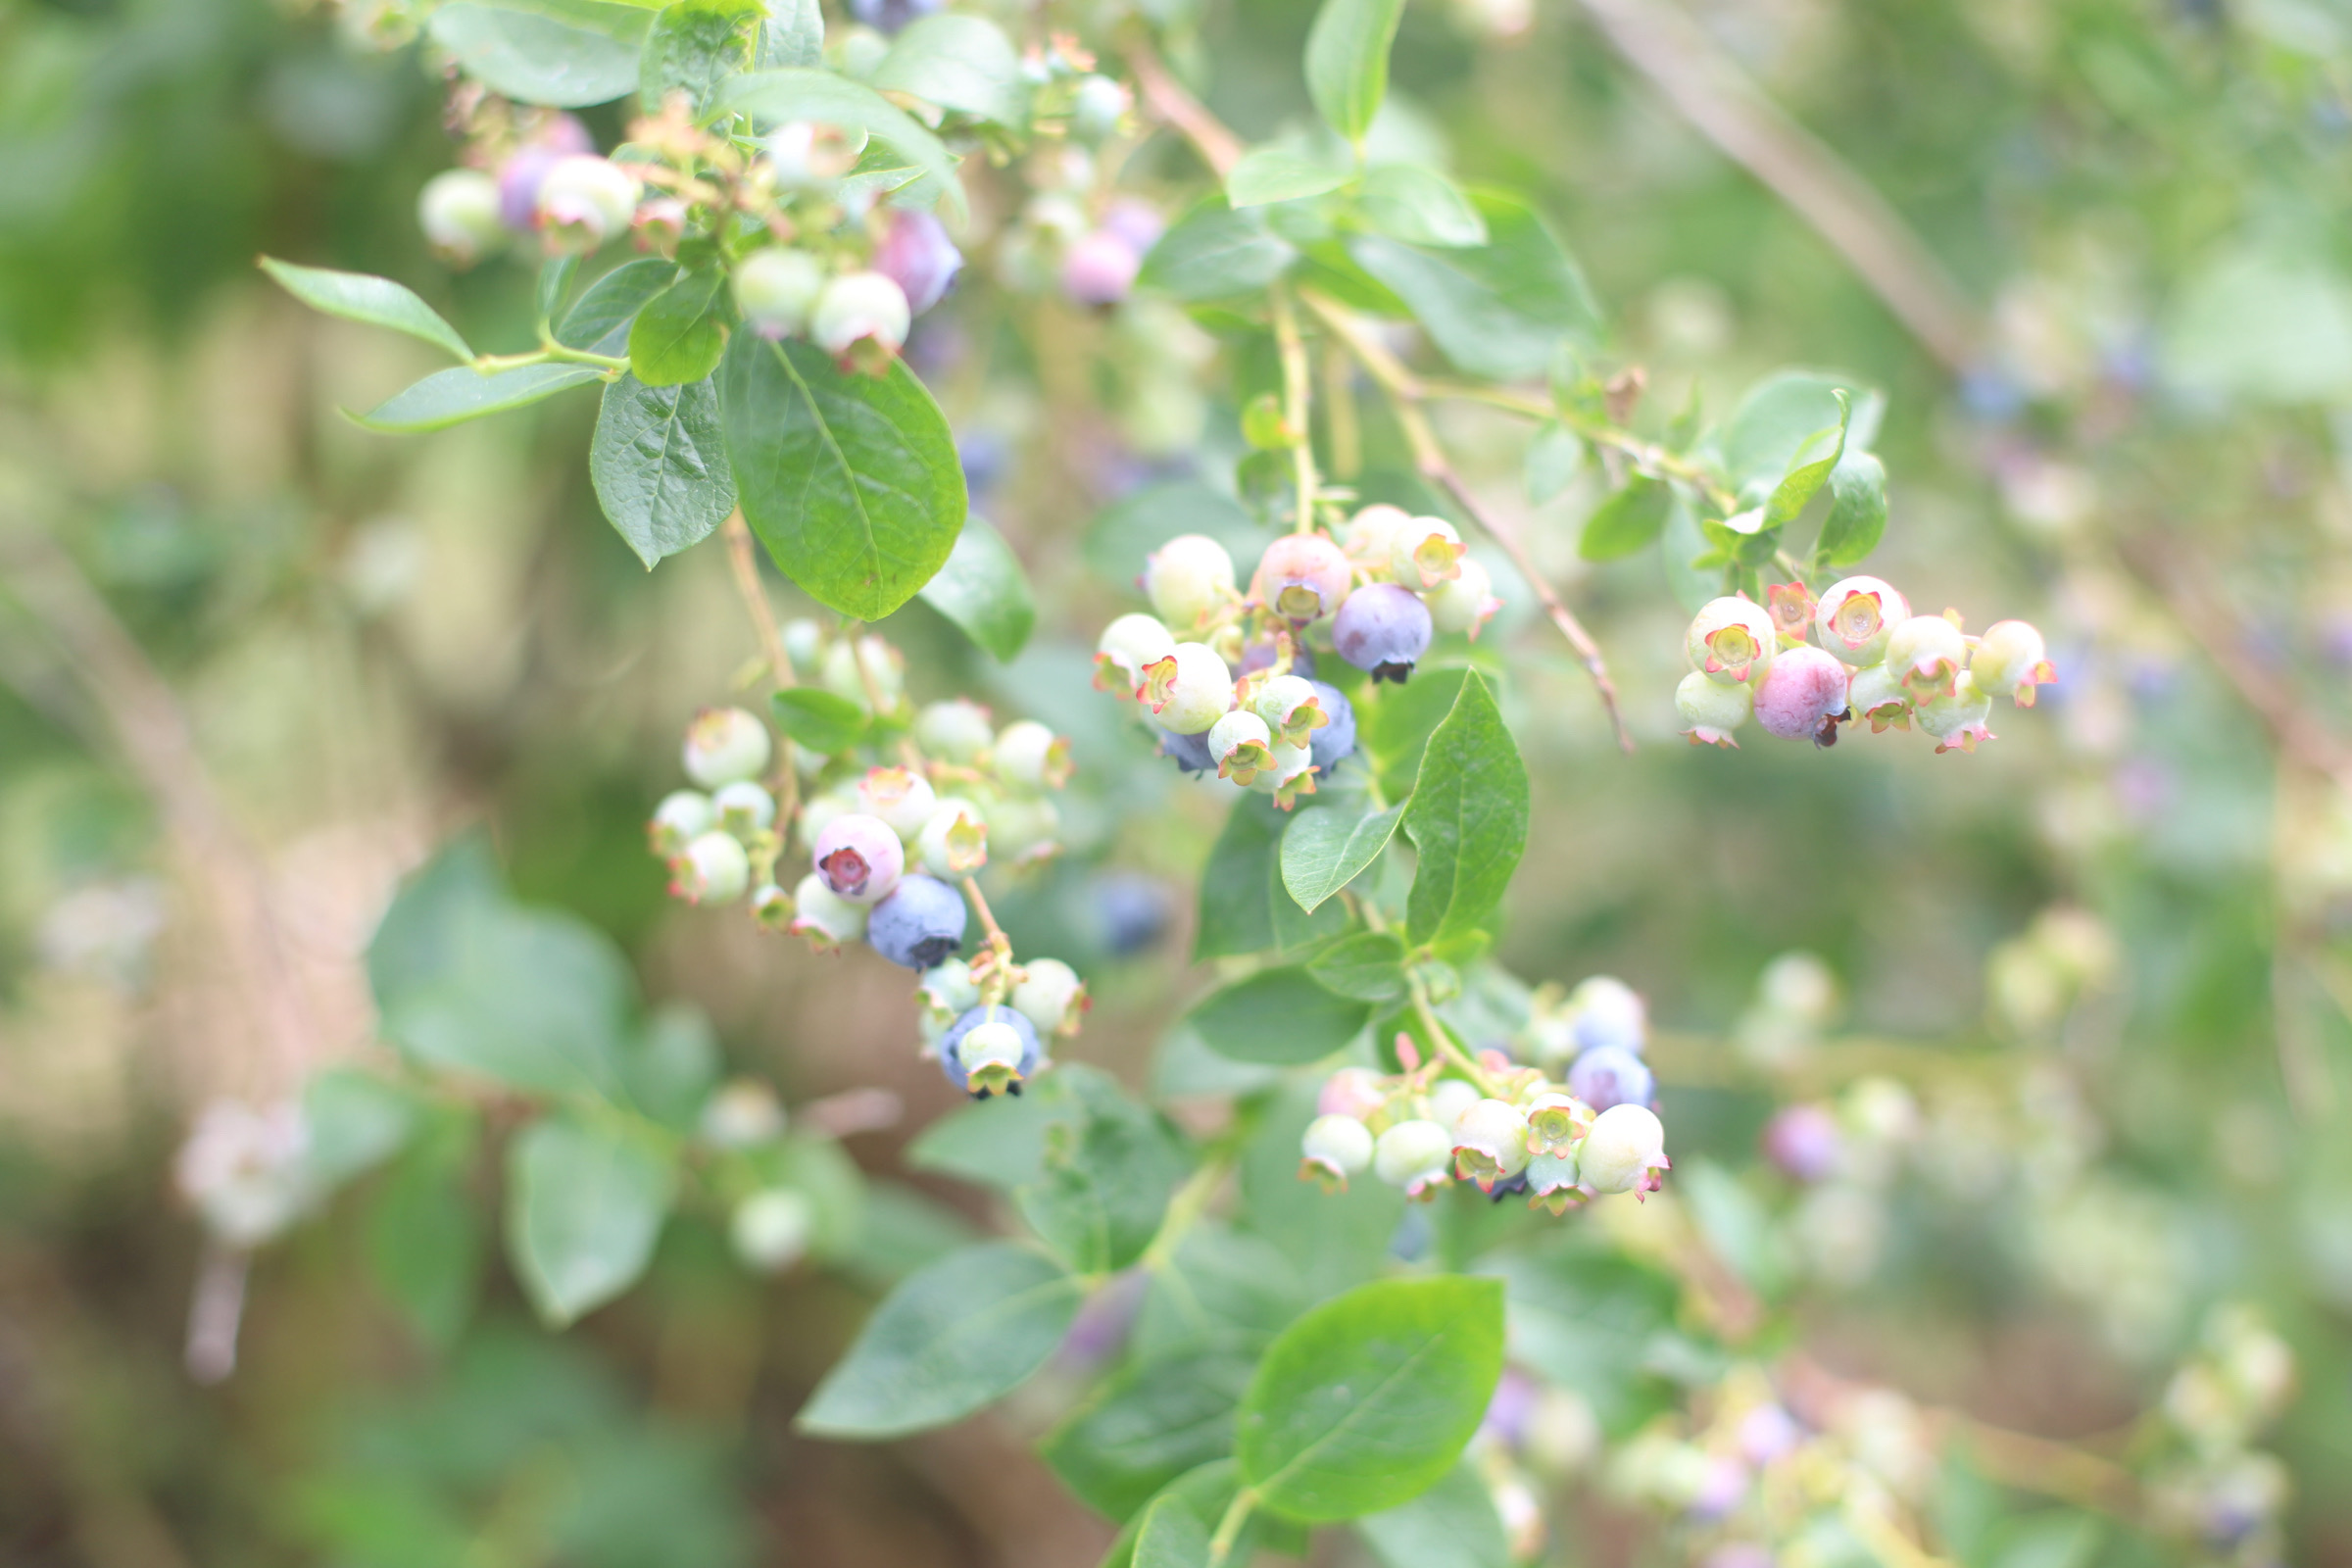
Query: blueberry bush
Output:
[[6, 0, 2351, 1565]]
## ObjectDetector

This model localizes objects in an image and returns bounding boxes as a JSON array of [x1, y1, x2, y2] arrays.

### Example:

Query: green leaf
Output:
[[506, 1113, 677, 1327], [1103, 1461, 1268, 1568], [1042, 1348, 1257, 1521], [627, 269, 728, 387], [1281, 804, 1402, 913], [536, 254, 579, 327], [718, 331, 966, 620], [1016, 1066, 1190, 1276], [1085, 481, 1273, 589], [1304, 0, 1406, 143], [905, 1086, 1070, 1191], [1759, 390, 1848, 530], [638, 0, 755, 113], [259, 258, 473, 362], [1225, 146, 1352, 210], [757, 0, 821, 66], [1195, 797, 1349, 959], [1140, 199, 1299, 302], [1578, 474, 1670, 562], [1400, 672, 1527, 949], [622, 1004, 722, 1131], [1525, 422, 1584, 504], [1348, 192, 1603, 382], [1482, 1244, 1680, 1433], [918, 514, 1035, 660], [590, 372, 735, 567], [368, 1120, 484, 1349], [870, 13, 1025, 126], [768, 686, 869, 753], [349, 363, 606, 434], [1232, 1082, 1403, 1306], [556, 258, 681, 356], [301, 1068, 417, 1188], [1357, 1462, 1508, 1568], [1680, 1159, 1793, 1299], [1717, 368, 1883, 495], [1304, 930, 1406, 1003], [1236, 1276, 1505, 1521], [1357, 165, 1487, 248], [716, 69, 963, 220], [1186, 967, 1370, 1066], [427, 0, 649, 107], [1816, 450, 1887, 566], [796, 1242, 1085, 1438], [1358, 665, 1468, 799]]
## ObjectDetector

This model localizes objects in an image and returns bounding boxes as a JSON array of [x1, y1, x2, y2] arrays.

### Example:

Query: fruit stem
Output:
[[960, 875, 1006, 944], [721, 512, 800, 825], [1269, 281, 1319, 535], [1204, 1487, 1257, 1566]]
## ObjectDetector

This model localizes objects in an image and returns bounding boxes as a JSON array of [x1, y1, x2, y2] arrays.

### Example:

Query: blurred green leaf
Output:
[[1579, 474, 1670, 561], [506, 1113, 677, 1327], [350, 363, 606, 434], [627, 270, 727, 387], [1348, 193, 1602, 381], [368, 1124, 484, 1349], [1357, 165, 1487, 248], [1196, 797, 1349, 959], [919, 514, 1035, 660], [638, 0, 756, 114], [717, 69, 963, 220], [1304, 0, 1405, 143], [1043, 1348, 1257, 1520], [302, 1068, 418, 1188], [1402, 672, 1527, 949], [558, 258, 682, 356], [1717, 368, 1882, 496], [870, 13, 1025, 126], [427, 0, 651, 107], [1085, 482, 1273, 588], [1816, 450, 1887, 567], [590, 372, 735, 567], [1141, 199, 1299, 302], [1016, 1066, 1190, 1275], [1304, 930, 1406, 1003], [1357, 1462, 1508, 1568], [259, 258, 473, 362], [768, 687, 869, 753], [1187, 967, 1370, 1066], [1225, 147, 1352, 210], [757, 0, 822, 66]]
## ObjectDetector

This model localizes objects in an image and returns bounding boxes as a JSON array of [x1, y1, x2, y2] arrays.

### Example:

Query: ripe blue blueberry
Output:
[[1567, 1044, 1654, 1111], [848, 0, 941, 33], [811, 812, 906, 905], [1306, 680, 1356, 773], [939, 1004, 1043, 1098], [872, 209, 962, 316], [865, 873, 968, 969], [1091, 871, 1170, 955], [1159, 726, 1215, 775], [1332, 583, 1433, 683]]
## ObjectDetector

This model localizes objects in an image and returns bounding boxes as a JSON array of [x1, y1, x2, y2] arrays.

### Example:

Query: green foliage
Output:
[[259, 259, 473, 362], [590, 372, 736, 567], [506, 1113, 678, 1327], [768, 687, 870, 753], [869, 14, 1026, 128], [1401, 672, 1527, 950], [716, 69, 964, 219], [1015, 1066, 1189, 1274], [1279, 802, 1401, 913], [1348, 193, 1603, 381], [1187, 966, 1371, 1065], [918, 515, 1037, 661], [1303, 0, 1406, 145], [1041, 1348, 1256, 1521], [427, 0, 653, 107], [351, 363, 608, 433], [627, 270, 728, 388], [1356, 1463, 1509, 1568], [1195, 797, 1350, 959], [1140, 201, 1299, 301]]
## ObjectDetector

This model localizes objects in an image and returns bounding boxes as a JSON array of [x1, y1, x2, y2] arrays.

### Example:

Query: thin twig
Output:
[[1304, 290, 1637, 753], [720, 511, 801, 823], [1574, 0, 1983, 372], [1269, 282, 1319, 533], [1122, 31, 1243, 177]]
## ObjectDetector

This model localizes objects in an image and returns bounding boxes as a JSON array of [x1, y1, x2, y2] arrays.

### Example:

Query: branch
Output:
[[1122, 31, 1243, 177], [1575, 0, 1984, 372], [1304, 289, 1637, 754]]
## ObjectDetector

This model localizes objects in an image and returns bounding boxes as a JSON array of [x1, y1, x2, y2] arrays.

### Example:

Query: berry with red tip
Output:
[[867, 873, 968, 969], [857, 765, 937, 839], [1567, 1044, 1654, 1111], [536, 156, 641, 252], [810, 270, 911, 359], [1846, 662, 1912, 731], [872, 209, 961, 315], [1372, 1118, 1454, 1198], [1580, 1103, 1670, 1198], [711, 780, 777, 839], [1254, 741, 1319, 809], [1250, 673, 1329, 749], [940, 1004, 1043, 1097], [1676, 671, 1751, 749], [1251, 534, 1353, 623], [1096, 612, 1177, 696], [1452, 1098, 1532, 1190], [1318, 1065, 1387, 1120], [672, 831, 752, 905], [916, 799, 987, 876], [915, 698, 995, 760], [1766, 580, 1816, 646], [1299, 1112, 1376, 1191], [788, 872, 867, 951], [734, 247, 826, 338], [1753, 645, 1852, 747], [683, 707, 772, 789], [1883, 614, 1968, 702], [1525, 1149, 1587, 1214], [1011, 956, 1088, 1038], [1426, 557, 1502, 638], [1389, 516, 1466, 590], [1523, 1091, 1593, 1157], [1141, 642, 1234, 733], [1917, 671, 1996, 754], [1333, 583, 1433, 683], [419, 169, 505, 266], [1815, 576, 1911, 665], [649, 790, 716, 858], [811, 812, 905, 904], [1207, 709, 1277, 785], [1973, 619, 2057, 706], [1146, 534, 1237, 631], [1686, 597, 1777, 685]]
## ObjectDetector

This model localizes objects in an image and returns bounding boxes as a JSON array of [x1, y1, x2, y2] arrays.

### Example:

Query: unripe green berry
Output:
[[1388, 515, 1465, 591], [1580, 1102, 1669, 1197], [1096, 612, 1178, 697], [787, 871, 867, 951], [1452, 1098, 1532, 1189], [734, 247, 827, 338], [672, 830, 751, 905], [1142, 642, 1234, 734], [994, 719, 1072, 791], [856, 764, 938, 839], [915, 698, 995, 760], [1525, 1148, 1586, 1214], [1145, 534, 1237, 631], [1207, 709, 1276, 785], [1372, 1118, 1454, 1197], [1425, 557, 1501, 638], [1675, 670, 1751, 749], [1069, 74, 1131, 143], [919, 956, 981, 1020], [1883, 614, 1968, 702], [1343, 503, 1412, 567], [730, 1188, 815, 1273], [1251, 533, 1353, 623], [649, 789, 716, 858], [916, 798, 987, 876], [1916, 670, 1996, 754], [1686, 597, 1777, 685], [683, 707, 772, 788], [536, 155, 641, 253], [1426, 1077, 1483, 1131], [1250, 673, 1330, 749], [711, 780, 777, 839], [782, 617, 824, 676], [987, 794, 1060, 865], [1252, 740, 1319, 809], [1846, 662, 1913, 732], [1299, 1112, 1376, 1191], [1011, 956, 1088, 1038], [418, 168, 506, 266], [1523, 1091, 1594, 1157], [1972, 619, 2056, 706], [822, 635, 905, 709], [811, 270, 911, 358], [1815, 577, 1911, 666]]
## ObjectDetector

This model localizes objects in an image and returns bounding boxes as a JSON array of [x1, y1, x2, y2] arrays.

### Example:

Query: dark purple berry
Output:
[[1306, 680, 1355, 774], [939, 1004, 1042, 1098], [1235, 640, 1315, 680], [1567, 1045, 1655, 1111], [1158, 726, 1215, 774], [1332, 583, 1433, 683], [866, 874, 968, 969]]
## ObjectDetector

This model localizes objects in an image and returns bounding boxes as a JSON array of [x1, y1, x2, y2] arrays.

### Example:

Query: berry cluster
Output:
[[1298, 975, 1667, 1212], [1095, 506, 1503, 805], [2149, 1305, 2296, 1566], [644, 623, 1084, 1098], [1677, 576, 2054, 754]]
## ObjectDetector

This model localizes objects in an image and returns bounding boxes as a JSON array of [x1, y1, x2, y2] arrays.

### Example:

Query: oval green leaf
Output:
[[1347, 192, 1602, 382], [1400, 672, 1527, 948], [1236, 1276, 1505, 1521], [718, 331, 966, 620], [1185, 966, 1370, 1066], [506, 1113, 676, 1327], [918, 514, 1035, 661], [1816, 450, 1888, 567], [260, 258, 472, 362], [1281, 804, 1402, 913], [1140, 199, 1299, 303], [1225, 146, 1353, 210], [1357, 1461, 1509, 1568], [1358, 164, 1488, 248], [716, 68, 963, 220], [796, 1242, 1084, 1439], [626, 269, 728, 387], [350, 362, 605, 434], [557, 257, 682, 356], [427, 0, 649, 107], [1304, 0, 1405, 144], [869, 12, 1025, 126], [1579, 473, 1670, 562], [769, 686, 869, 754], [590, 371, 736, 567]]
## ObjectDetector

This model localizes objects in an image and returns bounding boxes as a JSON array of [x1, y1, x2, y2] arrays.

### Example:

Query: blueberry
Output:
[[1567, 1044, 1654, 1111], [1158, 725, 1215, 774], [1091, 871, 1170, 955], [1331, 583, 1433, 683], [849, 0, 941, 32], [811, 812, 905, 905], [866, 874, 968, 968], [939, 1004, 1042, 1097], [1306, 680, 1355, 773], [1235, 639, 1315, 680], [872, 209, 962, 316]]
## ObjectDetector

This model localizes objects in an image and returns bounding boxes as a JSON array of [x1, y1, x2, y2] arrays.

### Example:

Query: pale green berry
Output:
[[1426, 557, 1501, 638], [1141, 642, 1234, 734], [1388, 515, 1466, 590], [1343, 503, 1413, 567], [810, 270, 911, 357], [1252, 740, 1319, 809], [1525, 1148, 1586, 1214], [1883, 614, 1968, 702], [822, 635, 905, 709], [856, 764, 938, 838], [536, 155, 641, 253], [1250, 673, 1329, 749], [649, 789, 715, 858], [1686, 597, 1777, 685], [1069, 73, 1131, 143], [711, 780, 777, 840], [955, 1015, 1031, 1096], [699, 1078, 786, 1148], [730, 1188, 815, 1273], [915, 698, 995, 760], [919, 956, 981, 1020], [1096, 612, 1178, 697], [799, 786, 855, 845], [734, 247, 827, 338], [1299, 1112, 1376, 1191], [1815, 576, 1911, 666], [1011, 956, 1087, 1038], [988, 794, 1060, 865], [1676, 670, 1751, 749], [1916, 670, 1995, 754], [1145, 534, 1238, 631], [782, 617, 824, 676], [994, 720, 1072, 791], [1372, 1118, 1454, 1197], [683, 706, 772, 788], [1427, 1077, 1483, 1131], [1207, 709, 1277, 785], [750, 882, 792, 931], [418, 168, 505, 266], [1451, 1098, 1532, 1189], [1972, 619, 2056, 706], [1846, 662, 1912, 732], [1579, 1102, 1669, 1197], [787, 871, 867, 951], [916, 799, 987, 877], [1523, 1091, 1593, 1157], [672, 831, 751, 905]]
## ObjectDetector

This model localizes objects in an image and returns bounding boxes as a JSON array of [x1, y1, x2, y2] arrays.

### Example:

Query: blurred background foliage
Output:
[[6, 0, 2352, 1563]]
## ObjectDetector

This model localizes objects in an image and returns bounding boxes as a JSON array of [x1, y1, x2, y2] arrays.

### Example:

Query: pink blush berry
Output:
[[1752, 646, 1851, 745]]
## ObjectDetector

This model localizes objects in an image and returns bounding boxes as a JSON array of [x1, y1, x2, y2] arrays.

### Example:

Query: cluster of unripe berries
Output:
[[1676, 576, 2054, 754], [1095, 507, 1503, 805], [645, 630, 1083, 1099], [417, 114, 650, 266], [1298, 977, 1667, 1211]]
